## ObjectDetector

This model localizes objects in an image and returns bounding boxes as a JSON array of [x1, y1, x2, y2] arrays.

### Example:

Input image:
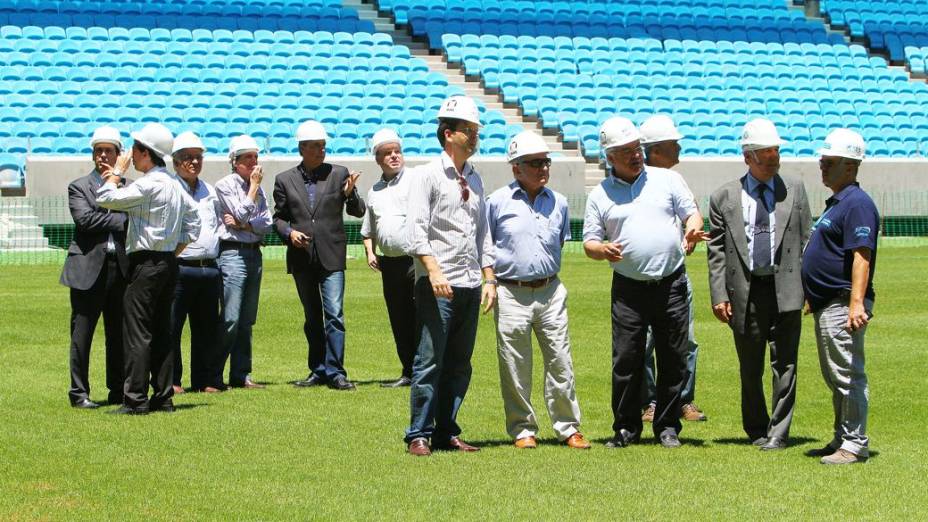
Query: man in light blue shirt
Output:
[[583, 117, 706, 449], [487, 131, 590, 450]]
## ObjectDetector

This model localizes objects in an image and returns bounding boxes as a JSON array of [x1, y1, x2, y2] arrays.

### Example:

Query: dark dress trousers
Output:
[[60, 172, 129, 405], [273, 163, 365, 379], [708, 173, 811, 441]]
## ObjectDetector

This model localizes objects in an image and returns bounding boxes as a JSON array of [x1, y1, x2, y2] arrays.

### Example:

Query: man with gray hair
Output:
[[361, 128, 416, 388], [214, 135, 273, 389], [169, 132, 223, 394]]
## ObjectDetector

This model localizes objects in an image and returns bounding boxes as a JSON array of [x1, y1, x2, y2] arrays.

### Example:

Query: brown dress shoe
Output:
[[241, 379, 265, 389], [565, 432, 591, 449], [201, 386, 223, 393], [681, 402, 707, 421], [434, 436, 479, 452], [514, 436, 537, 449], [172, 385, 185, 395], [821, 448, 866, 465], [407, 438, 431, 456], [641, 403, 655, 423]]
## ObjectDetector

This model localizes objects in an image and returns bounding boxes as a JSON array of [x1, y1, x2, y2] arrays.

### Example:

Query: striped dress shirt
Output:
[[96, 167, 200, 254], [214, 173, 273, 244], [177, 178, 222, 261], [405, 152, 494, 288]]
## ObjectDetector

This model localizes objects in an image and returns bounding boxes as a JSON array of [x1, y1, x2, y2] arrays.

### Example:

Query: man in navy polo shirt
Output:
[[802, 128, 879, 465]]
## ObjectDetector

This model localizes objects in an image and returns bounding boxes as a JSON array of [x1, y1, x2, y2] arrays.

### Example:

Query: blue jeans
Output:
[[293, 268, 347, 380], [642, 273, 699, 406], [405, 278, 481, 444], [217, 247, 263, 386]]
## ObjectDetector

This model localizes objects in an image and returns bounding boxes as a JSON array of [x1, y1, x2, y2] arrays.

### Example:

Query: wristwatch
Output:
[[484, 279, 498, 286]]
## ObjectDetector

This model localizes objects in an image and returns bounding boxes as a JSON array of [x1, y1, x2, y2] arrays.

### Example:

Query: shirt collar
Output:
[[827, 182, 860, 205], [380, 168, 404, 185], [508, 180, 550, 201], [441, 151, 473, 179], [91, 169, 104, 184], [745, 172, 774, 193], [608, 166, 646, 187]]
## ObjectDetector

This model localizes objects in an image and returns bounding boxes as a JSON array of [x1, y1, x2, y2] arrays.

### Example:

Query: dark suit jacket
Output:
[[60, 172, 129, 290], [272, 163, 365, 273], [707, 173, 811, 334]]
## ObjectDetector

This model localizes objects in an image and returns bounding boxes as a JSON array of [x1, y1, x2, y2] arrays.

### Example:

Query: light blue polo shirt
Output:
[[583, 166, 697, 280]]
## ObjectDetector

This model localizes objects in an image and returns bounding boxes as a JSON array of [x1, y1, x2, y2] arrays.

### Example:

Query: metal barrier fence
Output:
[[2, 193, 926, 265]]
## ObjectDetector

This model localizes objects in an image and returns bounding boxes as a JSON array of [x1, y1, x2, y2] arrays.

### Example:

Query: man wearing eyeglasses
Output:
[[583, 117, 707, 449], [486, 131, 590, 450], [168, 132, 224, 394], [61, 126, 130, 409], [707, 119, 811, 451], [802, 129, 877, 465], [404, 96, 496, 456]]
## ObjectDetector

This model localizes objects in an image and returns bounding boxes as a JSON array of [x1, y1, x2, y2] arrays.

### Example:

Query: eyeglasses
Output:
[[519, 158, 552, 169], [457, 173, 470, 202], [611, 146, 644, 158], [93, 147, 118, 157], [180, 154, 204, 163]]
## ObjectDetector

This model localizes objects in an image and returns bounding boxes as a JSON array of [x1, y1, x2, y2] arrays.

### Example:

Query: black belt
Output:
[[178, 258, 217, 268], [128, 250, 174, 259], [498, 276, 556, 288], [615, 265, 684, 286], [752, 273, 775, 283], [220, 240, 261, 250]]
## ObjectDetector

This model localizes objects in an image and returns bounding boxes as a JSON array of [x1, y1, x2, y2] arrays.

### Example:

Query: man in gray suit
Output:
[[60, 126, 129, 408], [707, 118, 811, 450]]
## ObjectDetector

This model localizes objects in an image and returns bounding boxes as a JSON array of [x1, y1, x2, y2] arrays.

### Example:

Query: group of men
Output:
[[62, 94, 878, 465]]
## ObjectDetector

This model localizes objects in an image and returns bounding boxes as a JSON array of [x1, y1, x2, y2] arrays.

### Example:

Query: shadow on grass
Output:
[[587, 436, 707, 447], [713, 436, 818, 446], [351, 378, 409, 387]]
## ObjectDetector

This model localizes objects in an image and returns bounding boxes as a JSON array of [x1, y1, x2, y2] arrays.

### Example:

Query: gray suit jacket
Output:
[[707, 173, 811, 334], [59, 172, 129, 290]]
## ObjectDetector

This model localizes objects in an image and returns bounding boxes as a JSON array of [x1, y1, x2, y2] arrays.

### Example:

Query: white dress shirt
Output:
[[177, 178, 221, 260], [361, 168, 411, 257], [405, 152, 494, 288], [96, 166, 200, 254]]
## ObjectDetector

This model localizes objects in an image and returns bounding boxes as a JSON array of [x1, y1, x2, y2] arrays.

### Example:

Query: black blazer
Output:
[[272, 163, 365, 273], [59, 172, 129, 290]]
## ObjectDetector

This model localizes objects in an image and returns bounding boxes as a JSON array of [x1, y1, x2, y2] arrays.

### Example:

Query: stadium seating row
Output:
[[821, 0, 927, 65], [0, 26, 390, 45], [0, 13, 376, 32]]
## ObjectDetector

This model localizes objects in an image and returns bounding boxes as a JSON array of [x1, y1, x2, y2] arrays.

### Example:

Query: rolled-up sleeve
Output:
[[477, 197, 495, 269], [216, 177, 256, 224], [405, 166, 433, 257], [96, 179, 146, 210], [248, 190, 273, 235], [360, 187, 374, 239]]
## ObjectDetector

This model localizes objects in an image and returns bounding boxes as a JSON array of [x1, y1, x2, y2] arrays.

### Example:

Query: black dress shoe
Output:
[[150, 401, 175, 413], [759, 437, 787, 451], [751, 436, 769, 446], [659, 430, 682, 448], [71, 398, 100, 409], [293, 374, 325, 387], [605, 428, 638, 448], [328, 376, 356, 390], [381, 376, 412, 388], [108, 405, 149, 416]]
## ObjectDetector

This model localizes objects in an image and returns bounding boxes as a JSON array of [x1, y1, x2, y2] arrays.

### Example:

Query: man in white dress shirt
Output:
[[361, 129, 416, 388], [96, 123, 200, 415]]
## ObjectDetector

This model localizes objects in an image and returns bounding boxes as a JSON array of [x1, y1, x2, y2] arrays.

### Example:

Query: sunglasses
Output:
[[457, 174, 470, 202], [519, 158, 552, 169]]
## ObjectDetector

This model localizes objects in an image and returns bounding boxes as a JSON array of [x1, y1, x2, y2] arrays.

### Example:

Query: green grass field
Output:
[[1, 246, 926, 520]]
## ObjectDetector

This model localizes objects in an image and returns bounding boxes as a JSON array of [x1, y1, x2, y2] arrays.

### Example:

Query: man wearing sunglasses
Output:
[[802, 129, 878, 465], [583, 117, 707, 449], [487, 130, 590, 450], [168, 132, 224, 394], [404, 96, 496, 456]]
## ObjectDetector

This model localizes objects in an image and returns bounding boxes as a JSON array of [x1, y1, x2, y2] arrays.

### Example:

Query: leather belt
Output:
[[220, 240, 261, 250], [178, 258, 217, 268], [616, 265, 684, 286], [498, 276, 556, 289]]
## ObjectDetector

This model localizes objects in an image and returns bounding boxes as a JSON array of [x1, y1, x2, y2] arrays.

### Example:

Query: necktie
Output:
[[753, 184, 772, 270]]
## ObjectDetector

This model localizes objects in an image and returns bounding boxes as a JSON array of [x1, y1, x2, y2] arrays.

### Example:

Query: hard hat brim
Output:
[[817, 147, 864, 160]]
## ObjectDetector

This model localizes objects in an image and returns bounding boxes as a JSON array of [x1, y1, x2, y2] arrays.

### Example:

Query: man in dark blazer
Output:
[[707, 119, 811, 450], [273, 120, 364, 390], [60, 126, 129, 408]]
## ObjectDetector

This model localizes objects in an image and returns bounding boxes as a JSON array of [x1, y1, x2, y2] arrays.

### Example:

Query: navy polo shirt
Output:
[[802, 183, 879, 312]]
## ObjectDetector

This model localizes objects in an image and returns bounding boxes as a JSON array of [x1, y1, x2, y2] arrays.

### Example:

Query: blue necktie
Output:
[[753, 184, 772, 270]]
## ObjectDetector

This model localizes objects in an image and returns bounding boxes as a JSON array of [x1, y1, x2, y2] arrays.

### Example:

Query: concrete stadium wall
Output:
[[24, 155, 928, 224]]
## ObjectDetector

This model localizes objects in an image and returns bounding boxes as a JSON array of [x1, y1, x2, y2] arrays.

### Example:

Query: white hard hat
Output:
[[640, 114, 683, 145], [818, 128, 866, 161], [437, 95, 481, 126], [90, 126, 123, 150], [507, 130, 550, 163], [370, 128, 402, 154], [171, 131, 205, 154], [741, 118, 783, 151], [229, 134, 260, 158], [599, 116, 641, 151], [131, 123, 174, 163], [296, 120, 329, 142]]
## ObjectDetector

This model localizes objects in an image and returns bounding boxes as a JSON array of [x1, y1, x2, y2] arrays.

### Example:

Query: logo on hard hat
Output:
[[445, 99, 458, 111], [508, 141, 518, 155], [847, 145, 863, 156]]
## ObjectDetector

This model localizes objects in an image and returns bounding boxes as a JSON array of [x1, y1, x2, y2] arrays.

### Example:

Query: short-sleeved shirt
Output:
[[487, 181, 570, 281], [802, 183, 879, 312], [582, 166, 697, 280], [361, 168, 411, 257]]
